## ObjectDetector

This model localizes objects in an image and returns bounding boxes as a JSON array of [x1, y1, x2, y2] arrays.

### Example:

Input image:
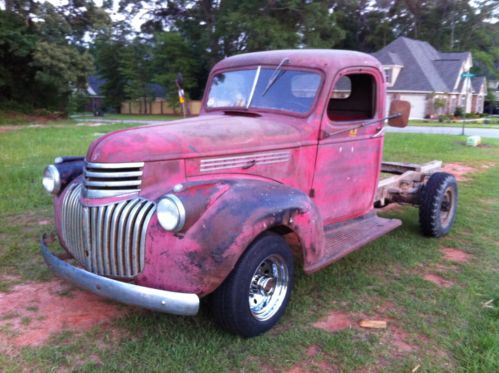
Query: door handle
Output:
[[371, 127, 385, 138]]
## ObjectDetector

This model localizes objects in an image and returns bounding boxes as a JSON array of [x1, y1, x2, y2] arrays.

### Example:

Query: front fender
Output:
[[136, 179, 324, 296]]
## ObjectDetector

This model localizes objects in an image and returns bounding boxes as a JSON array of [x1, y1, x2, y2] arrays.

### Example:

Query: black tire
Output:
[[419, 172, 458, 237], [209, 233, 294, 337]]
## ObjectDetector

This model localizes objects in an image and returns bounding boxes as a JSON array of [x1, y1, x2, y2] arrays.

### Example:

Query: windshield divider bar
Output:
[[246, 66, 261, 109]]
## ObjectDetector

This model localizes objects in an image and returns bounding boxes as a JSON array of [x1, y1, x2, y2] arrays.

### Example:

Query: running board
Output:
[[305, 214, 401, 273]]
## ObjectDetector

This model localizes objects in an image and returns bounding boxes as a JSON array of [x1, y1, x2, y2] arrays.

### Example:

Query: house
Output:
[[485, 79, 499, 114], [373, 37, 486, 119], [86, 75, 105, 113], [488, 80, 499, 100], [86, 75, 167, 113]]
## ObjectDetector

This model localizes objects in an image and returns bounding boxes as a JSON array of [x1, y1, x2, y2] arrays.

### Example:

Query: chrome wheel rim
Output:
[[440, 187, 455, 226], [248, 254, 289, 322]]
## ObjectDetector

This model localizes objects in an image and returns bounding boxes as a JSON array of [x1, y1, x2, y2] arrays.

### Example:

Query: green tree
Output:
[[94, 33, 129, 111], [120, 39, 155, 114], [32, 41, 93, 110], [118, 0, 347, 99], [0, 10, 36, 109], [153, 32, 200, 103], [0, 1, 110, 112]]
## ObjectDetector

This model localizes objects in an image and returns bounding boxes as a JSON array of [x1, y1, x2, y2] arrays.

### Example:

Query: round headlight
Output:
[[157, 194, 186, 232], [42, 165, 61, 195]]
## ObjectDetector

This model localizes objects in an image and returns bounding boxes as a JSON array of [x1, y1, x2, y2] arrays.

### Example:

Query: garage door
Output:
[[385, 94, 392, 116], [400, 94, 426, 119]]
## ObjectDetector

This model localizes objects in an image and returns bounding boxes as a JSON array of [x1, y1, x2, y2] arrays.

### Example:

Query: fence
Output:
[[120, 100, 202, 116]]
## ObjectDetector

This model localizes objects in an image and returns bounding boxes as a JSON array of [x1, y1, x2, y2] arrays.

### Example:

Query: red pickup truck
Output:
[[41, 49, 458, 337]]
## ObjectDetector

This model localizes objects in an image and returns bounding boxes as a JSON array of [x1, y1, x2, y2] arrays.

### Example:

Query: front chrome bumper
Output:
[[40, 236, 200, 316]]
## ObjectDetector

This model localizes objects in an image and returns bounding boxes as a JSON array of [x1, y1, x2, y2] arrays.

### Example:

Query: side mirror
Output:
[[388, 100, 410, 128]]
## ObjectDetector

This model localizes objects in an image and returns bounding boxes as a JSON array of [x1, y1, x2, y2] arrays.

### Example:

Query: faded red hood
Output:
[[86, 114, 311, 163]]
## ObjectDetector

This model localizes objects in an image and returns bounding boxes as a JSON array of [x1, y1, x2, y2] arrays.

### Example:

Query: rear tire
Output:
[[419, 172, 458, 237], [210, 233, 294, 337]]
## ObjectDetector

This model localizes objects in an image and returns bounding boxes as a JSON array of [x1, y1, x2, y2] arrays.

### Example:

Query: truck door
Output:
[[311, 68, 384, 225]]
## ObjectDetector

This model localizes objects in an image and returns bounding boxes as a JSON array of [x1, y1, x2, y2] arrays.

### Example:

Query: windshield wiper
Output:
[[261, 57, 289, 97]]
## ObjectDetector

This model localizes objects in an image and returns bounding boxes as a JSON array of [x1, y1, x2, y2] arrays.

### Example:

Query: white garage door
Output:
[[385, 93, 392, 116], [400, 94, 426, 119]]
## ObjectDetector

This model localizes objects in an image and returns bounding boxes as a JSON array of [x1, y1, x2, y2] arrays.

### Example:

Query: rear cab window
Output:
[[328, 73, 377, 122]]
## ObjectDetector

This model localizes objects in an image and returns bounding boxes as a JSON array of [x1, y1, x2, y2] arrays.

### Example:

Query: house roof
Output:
[[372, 37, 475, 93], [149, 83, 166, 98], [87, 75, 167, 98], [471, 76, 486, 93], [87, 75, 106, 96]]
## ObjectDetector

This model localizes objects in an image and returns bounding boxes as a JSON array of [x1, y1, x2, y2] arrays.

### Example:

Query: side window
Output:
[[328, 73, 376, 122]]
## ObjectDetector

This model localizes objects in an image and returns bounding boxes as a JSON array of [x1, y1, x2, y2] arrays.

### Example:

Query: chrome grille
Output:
[[83, 161, 144, 198], [61, 183, 156, 278]]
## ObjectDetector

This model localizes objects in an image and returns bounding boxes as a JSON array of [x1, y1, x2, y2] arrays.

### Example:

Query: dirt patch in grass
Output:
[[441, 248, 472, 263], [442, 162, 495, 182], [311, 306, 424, 372], [312, 311, 354, 332], [0, 279, 127, 353], [423, 273, 454, 288], [3, 211, 52, 227], [288, 359, 340, 373], [442, 163, 477, 182], [306, 344, 321, 357], [388, 325, 415, 353], [287, 346, 340, 373]]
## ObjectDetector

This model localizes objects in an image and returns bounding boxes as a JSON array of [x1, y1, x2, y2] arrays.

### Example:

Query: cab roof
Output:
[[213, 49, 383, 73]]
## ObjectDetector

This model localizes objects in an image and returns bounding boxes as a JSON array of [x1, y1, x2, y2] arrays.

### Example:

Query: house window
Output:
[[384, 68, 393, 85], [450, 96, 456, 112], [328, 74, 376, 122]]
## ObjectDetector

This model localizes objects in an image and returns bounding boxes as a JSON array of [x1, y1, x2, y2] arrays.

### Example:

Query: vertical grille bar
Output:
[[60, 183, 155, 278], [96, 207, 105, 274], [83, 205, 91, 268], [132, 201, 155, 275], [102, 204, 115, 275], [124, 201, 143, 277]]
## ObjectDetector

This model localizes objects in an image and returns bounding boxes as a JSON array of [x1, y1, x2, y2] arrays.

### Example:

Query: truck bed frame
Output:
[[375, 160, 443, 207]]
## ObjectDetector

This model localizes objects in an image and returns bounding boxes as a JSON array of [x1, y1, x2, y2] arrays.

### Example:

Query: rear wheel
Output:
[[419, 172, 458, 237], [210, 233, 294, 337]]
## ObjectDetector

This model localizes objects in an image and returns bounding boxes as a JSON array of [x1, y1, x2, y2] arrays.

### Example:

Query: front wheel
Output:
[[419, 172, 458, 237], [209, 233, 294, 337]]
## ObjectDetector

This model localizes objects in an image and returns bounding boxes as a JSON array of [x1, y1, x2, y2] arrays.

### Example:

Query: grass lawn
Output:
[[409, 119, 499, 129], [0, 126, 498, 371], [72, 113, 182, 121], [0, 113, 76, 127]]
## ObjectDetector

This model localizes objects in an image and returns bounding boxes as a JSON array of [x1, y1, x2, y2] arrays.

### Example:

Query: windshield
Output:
[[206, 67, 322, 114]]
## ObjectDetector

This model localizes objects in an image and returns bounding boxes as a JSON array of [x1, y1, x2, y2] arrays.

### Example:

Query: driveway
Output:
[[387, 126, 499, 138]]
